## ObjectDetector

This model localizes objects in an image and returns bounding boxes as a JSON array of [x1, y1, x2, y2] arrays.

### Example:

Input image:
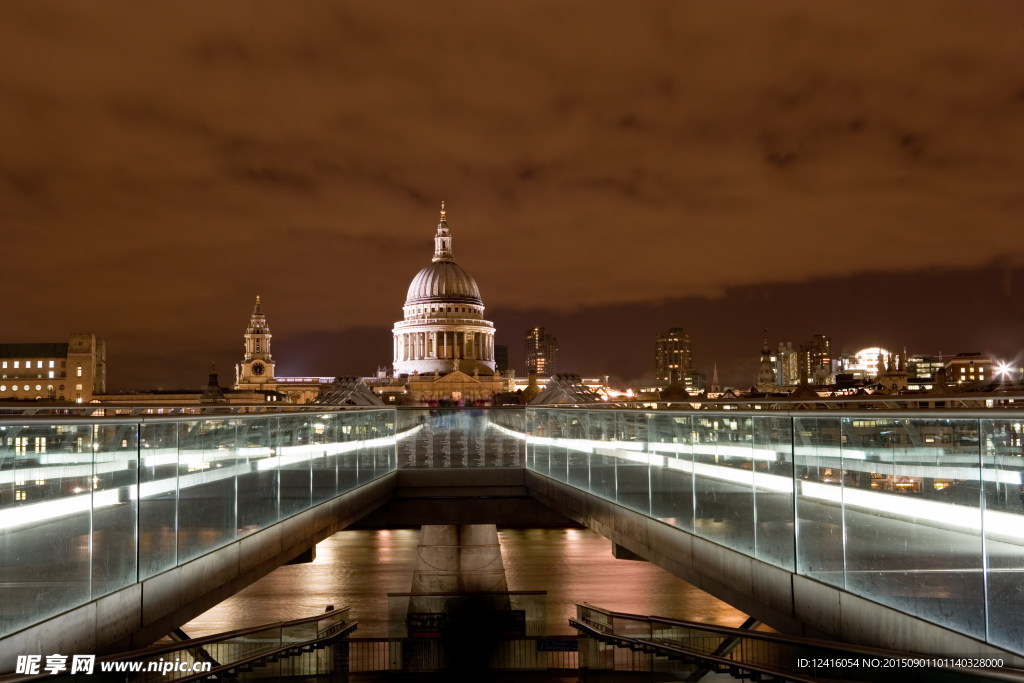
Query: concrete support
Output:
[[411, 525, 509, 595], [352, 469, 580, 528], [0, 473, 398, 670]]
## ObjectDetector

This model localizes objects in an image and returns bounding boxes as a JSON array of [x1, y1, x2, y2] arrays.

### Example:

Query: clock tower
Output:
[[236, 295, 275, 384]]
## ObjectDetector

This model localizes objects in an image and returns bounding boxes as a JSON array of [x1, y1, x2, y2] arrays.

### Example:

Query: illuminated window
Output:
[[76, 384, 83, 390], [15, 490, 25, 501], [22, 385, 29, 391], [48, 371, 54, 378], [15, 437, 27, 455], [0, 385, 5, 391], [35, 385, 41, 391], [34, 437, 46, 453], [77, 366, 82, 377], [49, 360, 54, 368], [13, 361, 19, 369], [1, 362, 5, 368], [36, 361, 43, 368]]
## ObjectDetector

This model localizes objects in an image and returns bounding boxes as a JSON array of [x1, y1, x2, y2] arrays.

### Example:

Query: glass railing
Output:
[[395, 407, 525, 468], [526, 408, 1024, 657], [0, 408, 396, 638], [6, 404, 1024, 660]]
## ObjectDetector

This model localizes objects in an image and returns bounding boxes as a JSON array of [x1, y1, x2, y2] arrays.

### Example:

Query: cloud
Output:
[[1, 1, 1022, 384]]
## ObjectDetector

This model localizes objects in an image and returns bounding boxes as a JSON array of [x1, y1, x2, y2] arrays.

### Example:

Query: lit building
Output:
[[233, 297, 334, 403], [390, 203, 511, 404], [774, 341, 800, 386], [655, 328, 691, 382], [230, 205, 512, 406], [756, 333, 777, 392], [838, 347, 892, 380], [0, 334, 105, 403], [393, 202, 496, 377], [906, 354, 945, 390], [685, 370, 707, 392], [945, 353, 992, 386], [525, 327, 558, 376], [800, 334, 833, 384], [876, 348, 909, 393]]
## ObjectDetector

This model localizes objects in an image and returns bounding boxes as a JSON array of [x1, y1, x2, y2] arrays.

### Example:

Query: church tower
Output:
[[756, 331, 777, 392], [236, 296, 276, 384]]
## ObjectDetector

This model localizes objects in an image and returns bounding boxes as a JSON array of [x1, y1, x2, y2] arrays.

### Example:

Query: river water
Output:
[[182, 527, 749, 638]]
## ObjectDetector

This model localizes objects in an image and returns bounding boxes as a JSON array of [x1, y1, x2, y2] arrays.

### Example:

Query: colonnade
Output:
[[394, 329, 494, 362]]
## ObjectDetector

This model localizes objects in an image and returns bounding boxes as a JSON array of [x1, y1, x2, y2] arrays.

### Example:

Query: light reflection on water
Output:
[[182, 528, 748, 638]]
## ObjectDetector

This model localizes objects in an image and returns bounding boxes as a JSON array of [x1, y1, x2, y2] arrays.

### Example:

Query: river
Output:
[[182, 527, 749, 638]]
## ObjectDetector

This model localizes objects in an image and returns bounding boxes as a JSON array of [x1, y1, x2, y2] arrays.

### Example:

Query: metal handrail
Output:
[[570, 617, 822, 683], [572, 604, 1024, 682], [93, 606, 353, 663], [173, 621, 358, 683]]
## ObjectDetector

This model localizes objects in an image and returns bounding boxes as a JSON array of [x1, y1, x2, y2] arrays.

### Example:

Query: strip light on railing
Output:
[[0, 489, 121, 530]]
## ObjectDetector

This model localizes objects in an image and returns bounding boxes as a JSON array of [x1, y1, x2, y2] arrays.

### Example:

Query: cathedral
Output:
[[234, 204, 513, 405]]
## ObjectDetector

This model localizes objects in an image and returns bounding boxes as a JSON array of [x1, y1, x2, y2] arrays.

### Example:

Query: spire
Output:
[[432, 200, 454, 262], [711, 362, 721, 393], [248, 295, 269, 333]]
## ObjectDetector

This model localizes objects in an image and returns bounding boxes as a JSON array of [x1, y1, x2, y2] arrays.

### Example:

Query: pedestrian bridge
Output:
[[1, 405, 1022, 669]]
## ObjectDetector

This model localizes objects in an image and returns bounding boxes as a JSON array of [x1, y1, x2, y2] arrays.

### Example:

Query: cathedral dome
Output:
[[393, 202, 497, 379], [403, 201, 484, 307], [405, 261, 482, 306]]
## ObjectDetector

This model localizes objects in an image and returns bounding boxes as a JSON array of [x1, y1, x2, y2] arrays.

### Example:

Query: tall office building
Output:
[[655, 328, 692, 382], [800, 334, 833, 384], [525, 327, 558, 376], [774, 341, 800, 386]]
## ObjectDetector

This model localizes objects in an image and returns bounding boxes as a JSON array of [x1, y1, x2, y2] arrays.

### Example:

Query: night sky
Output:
[[3, 1, 1023, 389]]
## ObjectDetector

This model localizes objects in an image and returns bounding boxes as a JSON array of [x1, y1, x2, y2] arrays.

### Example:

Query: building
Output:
[[875, 348, 909, 393], [525, 327, 558, 376], [800, 334, 833, 384], [654, 328, 691, 382], [494, 344, 509, 374], [838, 347, 892, 380], [756, 333, 777, 392], [773, 341, 800, 387], [233, 297, 334, 403], [393, 202, 497, 377], [0, 334, 105, 403], [945, 353, 993, 386], [906, 354, 945, 390], [390, 203, 511, 404]]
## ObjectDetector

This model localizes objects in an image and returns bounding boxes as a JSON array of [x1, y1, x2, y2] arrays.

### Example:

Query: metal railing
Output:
[[3, 608, 355, 682], [345, 636, 579, 672], [572, 603, 1024, 682]]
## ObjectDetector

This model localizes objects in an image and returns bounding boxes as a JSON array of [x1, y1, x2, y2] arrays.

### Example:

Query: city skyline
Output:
[[3, 2, 1023, 388]]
